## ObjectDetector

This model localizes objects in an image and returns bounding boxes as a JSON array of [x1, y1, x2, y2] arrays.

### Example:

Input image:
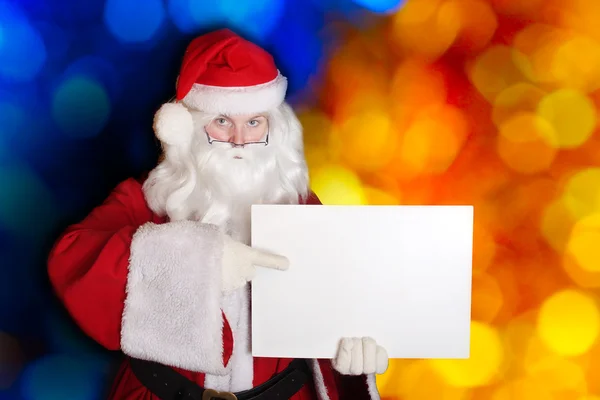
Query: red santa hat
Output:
[[176, 29, 288, 115]]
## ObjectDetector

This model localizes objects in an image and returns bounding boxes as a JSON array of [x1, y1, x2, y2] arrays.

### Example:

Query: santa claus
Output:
[[48, 29, 389, 400]]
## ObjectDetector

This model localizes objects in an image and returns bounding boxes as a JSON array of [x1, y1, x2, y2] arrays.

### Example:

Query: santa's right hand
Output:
[[221, 234, 289, 293]]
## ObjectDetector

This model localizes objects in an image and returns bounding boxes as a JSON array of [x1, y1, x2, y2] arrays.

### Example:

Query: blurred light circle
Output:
[[189, 0, 284, 40], [512, 24, 569, 84], [398, 105, 469, 175], [541, 198, 577, 253], [430, 321, 504, 387], [63, 56, 121, 102], [551, 34, 600, 93], [537, 289, 600, 356], [336, 110, 397, 173], [496, 112, 557, 174], [298, 110, 336, 172], [390, 59, 447, 129], [310, 164, 366, 205], [563, 246, 600, 289], [537, 89, 597, 149], [468, 45, 528, 103], [52, 76, 111, 139], [566, 214, 600, 273], [492, 83, 546, 128], [527, 355, 587, 394], [20, 355, 106, 400], [268, 0, 322, 95], [0, 2, 46, 81], [325, 37, 390, 122], [0, 165, 56, 237], [384, 359, 469, 399], [167, 0, 202, 33], [351, 0, 405, 13], [439, 0, 497, 53], [0, 332, 24, 389], [104, 0, 165, 43], [391, 0, 460, 60], [363, 186, 399, 205], [562, 168, 600, 220]]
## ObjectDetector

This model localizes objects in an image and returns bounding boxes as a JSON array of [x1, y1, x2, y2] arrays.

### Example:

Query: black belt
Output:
[[129, 357, 311, 400]]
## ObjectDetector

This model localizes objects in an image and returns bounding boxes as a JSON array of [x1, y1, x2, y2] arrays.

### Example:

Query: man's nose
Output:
[[232, 127, 245, 145]]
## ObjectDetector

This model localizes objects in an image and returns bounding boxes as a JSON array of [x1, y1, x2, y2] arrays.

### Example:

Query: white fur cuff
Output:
[[121, 220, 228, 375]]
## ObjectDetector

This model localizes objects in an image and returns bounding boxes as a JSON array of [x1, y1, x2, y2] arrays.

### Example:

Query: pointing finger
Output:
[[249, 248, 290, 270]]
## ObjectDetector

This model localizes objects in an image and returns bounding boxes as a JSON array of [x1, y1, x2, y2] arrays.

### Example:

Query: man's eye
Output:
[[217, 118, 227, 125], [248, 120, 258, 127]]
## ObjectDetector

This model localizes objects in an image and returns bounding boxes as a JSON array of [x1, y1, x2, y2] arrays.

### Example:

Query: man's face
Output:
[[204, 113, 269, 147]]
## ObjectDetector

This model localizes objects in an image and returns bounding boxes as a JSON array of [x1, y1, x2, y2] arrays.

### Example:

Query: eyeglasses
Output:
[[205, 129, 269, 148]]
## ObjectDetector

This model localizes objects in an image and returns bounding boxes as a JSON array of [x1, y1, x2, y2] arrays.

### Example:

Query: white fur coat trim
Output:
[[121, 220, 229, 375], [181, 72, 287, 115]]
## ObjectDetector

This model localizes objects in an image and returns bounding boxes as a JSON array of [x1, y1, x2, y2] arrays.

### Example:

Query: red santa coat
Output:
[[47, 177, 380, 400]]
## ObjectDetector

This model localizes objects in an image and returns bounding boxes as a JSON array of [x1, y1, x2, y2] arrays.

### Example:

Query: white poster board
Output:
[[250, 205, 473, 359]]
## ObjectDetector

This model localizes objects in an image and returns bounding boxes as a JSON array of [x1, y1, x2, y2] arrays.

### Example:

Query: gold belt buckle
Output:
[[202, 388, 238, 400]]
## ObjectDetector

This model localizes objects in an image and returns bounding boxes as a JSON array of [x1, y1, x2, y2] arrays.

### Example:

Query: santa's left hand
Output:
[[332, 337, 388, 375]]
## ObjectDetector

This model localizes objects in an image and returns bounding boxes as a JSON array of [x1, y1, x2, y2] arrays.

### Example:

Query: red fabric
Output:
[[176, 29, 279, 100], [48, 178, 374, 399]]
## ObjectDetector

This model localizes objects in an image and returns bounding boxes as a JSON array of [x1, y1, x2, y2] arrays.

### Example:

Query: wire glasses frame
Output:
[[204, 128, 270, 148]]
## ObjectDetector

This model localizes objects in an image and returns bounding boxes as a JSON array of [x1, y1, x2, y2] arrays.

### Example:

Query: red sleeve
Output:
[[48, 178, 153, 350], [304, 191, 322, 205], [47, 178, 233, 374]]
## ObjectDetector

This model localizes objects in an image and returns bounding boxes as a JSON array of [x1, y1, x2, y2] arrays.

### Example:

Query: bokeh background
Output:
[[1, 0, 600, 398]]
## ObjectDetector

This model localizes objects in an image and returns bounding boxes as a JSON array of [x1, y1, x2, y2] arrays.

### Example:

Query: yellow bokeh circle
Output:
[[537, 289, 600, 356], [336, 110, 398, 173], [551, 34, 600, 93], [310, 164, 366, 205], [398, 104, 468, 175], [562, 168, 600, 220], [391, 0, 460, 60], [541, 198, 578, 253], [430, 321, 504, 388], [496, 112, 557, 174], [536, 89, 597, 149], [468, 45, 528, 103], [492, 83, 546, 128], [567, 214, 600, 273]]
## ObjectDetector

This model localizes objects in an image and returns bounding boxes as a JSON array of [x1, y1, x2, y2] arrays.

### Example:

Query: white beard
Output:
[[142, 103, 309, 245], [190, 144, 290, 244]]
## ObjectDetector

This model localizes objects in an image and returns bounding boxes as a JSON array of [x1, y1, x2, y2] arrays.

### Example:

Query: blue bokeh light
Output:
[[104, 0, 165, 43], [172, 0, 284, 41], [51, 76, 111, 139], [20, 354, 110, 400], [0, 2, 46, 82], [351, 0, 405, 13], [167, 0, 210, 33], [63, 56, 121, 103], [0, 165, 57, 239], [269, 0, 325, 98], [215, 0, 285, 41]]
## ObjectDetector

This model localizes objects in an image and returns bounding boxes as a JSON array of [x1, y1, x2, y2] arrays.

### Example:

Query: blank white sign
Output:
[[250, 205, 473, 359]]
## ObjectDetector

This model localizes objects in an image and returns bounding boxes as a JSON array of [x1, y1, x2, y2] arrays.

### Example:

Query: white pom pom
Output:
[[153, 102, 194, 147]]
